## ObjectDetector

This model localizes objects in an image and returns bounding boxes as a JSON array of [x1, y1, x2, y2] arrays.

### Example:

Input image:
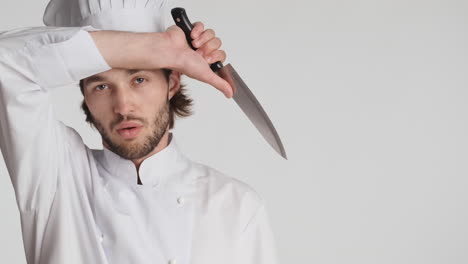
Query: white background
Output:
[[1, 0, 468, 263]]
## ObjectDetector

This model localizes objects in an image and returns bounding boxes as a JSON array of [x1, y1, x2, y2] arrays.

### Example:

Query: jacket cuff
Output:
[[29, 26, 111, 88]]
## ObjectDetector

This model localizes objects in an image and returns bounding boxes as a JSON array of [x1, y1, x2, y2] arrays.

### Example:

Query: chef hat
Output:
[[43, 0, 170, 32]]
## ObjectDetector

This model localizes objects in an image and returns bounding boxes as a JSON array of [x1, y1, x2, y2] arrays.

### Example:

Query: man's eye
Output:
[[135, 77, 146, 84], [94, 84, 108, 91]]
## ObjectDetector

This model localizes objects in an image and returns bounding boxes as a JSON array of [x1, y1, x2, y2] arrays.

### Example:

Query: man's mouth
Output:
[[117, 126, 142, 139], [115, 121, 144, 139]]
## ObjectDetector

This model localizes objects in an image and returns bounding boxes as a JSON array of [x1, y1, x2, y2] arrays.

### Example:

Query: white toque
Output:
[[43, 0, 171, 32]]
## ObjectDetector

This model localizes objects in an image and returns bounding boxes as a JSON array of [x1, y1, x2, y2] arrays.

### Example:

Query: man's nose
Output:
[[112, 87, 135, 116]]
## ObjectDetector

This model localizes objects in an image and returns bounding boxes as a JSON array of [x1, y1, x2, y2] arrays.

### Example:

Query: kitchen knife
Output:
[[171, 7, 287, 159]]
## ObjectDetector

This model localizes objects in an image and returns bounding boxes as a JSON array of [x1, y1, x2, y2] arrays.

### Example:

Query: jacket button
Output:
[[176, 197, 185, 206], [100, 234, 104, 242]]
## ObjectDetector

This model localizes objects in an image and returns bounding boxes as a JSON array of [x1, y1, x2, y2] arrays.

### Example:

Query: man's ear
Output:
[[168, 71, 182, 100]]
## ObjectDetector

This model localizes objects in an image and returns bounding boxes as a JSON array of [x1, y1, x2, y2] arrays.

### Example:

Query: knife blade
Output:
[[171, 7, 287, 159]]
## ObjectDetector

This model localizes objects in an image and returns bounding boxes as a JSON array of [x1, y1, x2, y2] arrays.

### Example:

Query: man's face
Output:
[[82, 68, 178, 160]]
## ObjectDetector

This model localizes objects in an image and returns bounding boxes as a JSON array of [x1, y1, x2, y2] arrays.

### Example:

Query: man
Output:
[[0, 1, 279, 264]]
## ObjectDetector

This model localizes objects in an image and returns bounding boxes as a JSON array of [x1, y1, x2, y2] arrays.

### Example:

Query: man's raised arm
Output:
[[0, 26, 113, 213]]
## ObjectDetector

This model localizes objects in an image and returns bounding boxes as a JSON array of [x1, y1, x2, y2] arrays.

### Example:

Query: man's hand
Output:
[[164, 24, 232, 98], [89, 25, 233, 98]]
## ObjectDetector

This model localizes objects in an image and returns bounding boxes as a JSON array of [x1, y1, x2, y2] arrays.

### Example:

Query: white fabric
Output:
[[43, 0, 169, 32], [0, 27, 279, 264]]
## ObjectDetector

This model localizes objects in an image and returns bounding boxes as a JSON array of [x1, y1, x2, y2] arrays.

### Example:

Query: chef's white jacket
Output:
[[0, 26, 279, 264]]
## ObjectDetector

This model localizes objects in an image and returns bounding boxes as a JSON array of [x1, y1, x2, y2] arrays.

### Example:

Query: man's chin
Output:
[[105, 134, 152, 160], [110, 143, 152, 160]]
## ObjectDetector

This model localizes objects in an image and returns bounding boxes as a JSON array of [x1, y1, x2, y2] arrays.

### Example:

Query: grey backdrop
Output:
[[1, 0, 468, 263]]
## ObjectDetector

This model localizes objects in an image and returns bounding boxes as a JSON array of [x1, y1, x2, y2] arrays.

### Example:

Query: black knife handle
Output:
[[171, 7, 224, 72]]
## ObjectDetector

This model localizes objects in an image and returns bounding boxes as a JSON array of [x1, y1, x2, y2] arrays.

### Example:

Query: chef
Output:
[[0, 0, 279, 264]]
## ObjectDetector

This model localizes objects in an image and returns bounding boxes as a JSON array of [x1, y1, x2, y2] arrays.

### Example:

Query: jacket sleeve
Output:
[[0, 26, 111, 212], [238, 201, 281, 264]]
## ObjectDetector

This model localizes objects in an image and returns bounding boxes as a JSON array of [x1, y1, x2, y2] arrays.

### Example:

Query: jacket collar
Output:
[[99, 133, 190, 187]]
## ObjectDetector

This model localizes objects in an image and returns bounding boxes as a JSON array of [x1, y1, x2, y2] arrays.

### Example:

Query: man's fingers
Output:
[[191, 22, 204, 39], [193, 64, 233, 98], [197, 37, 222, 58], [192, 29, 215, 49], [207, 72, 233, 98], [206, 50, 227, 64]]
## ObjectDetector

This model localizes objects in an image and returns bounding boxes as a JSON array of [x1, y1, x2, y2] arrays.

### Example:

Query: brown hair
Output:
[[79, 69, 192, 129]]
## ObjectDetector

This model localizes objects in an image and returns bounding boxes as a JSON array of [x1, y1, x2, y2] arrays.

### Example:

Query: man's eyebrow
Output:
[[127, 69, 144, 75], [83, 75, 105, 86], [83, 69, 145, 87]]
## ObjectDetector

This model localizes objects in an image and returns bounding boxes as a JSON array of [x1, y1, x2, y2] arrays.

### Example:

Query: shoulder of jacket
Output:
[[191, 161, 265, 206]]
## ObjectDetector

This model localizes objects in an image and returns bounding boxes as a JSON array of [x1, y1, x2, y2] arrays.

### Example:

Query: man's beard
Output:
[[90, 101, 170, 160]]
